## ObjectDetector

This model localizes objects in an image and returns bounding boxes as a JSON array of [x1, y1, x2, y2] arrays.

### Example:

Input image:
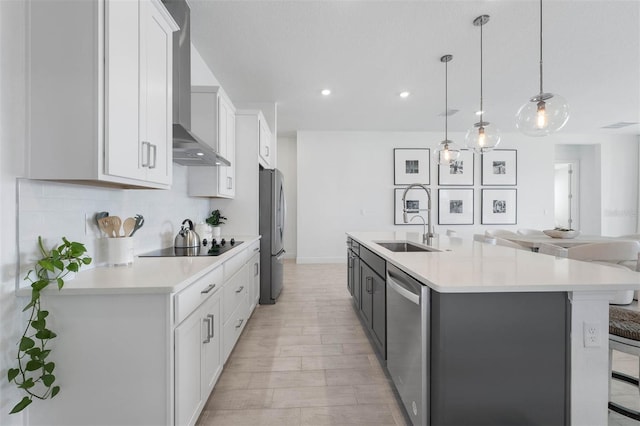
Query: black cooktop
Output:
[[139, 239, 243, 257]]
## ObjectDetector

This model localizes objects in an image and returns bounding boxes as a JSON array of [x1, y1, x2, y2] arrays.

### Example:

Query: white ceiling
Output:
[[189, 0, 640, 138]]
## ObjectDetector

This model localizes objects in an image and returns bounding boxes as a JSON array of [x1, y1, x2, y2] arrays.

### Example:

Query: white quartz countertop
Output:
[[18, 236, 261, 296], [347, 231, 640, 293]]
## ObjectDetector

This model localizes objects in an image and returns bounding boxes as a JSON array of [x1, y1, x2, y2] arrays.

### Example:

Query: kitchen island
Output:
[[347, 231, 640, 426], [17, 236, 261, 426]]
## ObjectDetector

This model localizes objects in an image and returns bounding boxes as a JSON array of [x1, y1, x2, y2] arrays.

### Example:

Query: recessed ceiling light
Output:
[[399, 91, 410, 98], [196, 152, 204, 156], [475, 110, 484, 116], [321, 89, 331, 96]]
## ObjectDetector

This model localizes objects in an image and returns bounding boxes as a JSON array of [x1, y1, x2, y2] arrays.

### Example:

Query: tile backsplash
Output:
[[18, 164, 212, 271]]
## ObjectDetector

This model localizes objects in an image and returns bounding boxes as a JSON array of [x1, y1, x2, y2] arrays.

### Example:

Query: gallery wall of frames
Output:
[[393, 148, 518, 226]]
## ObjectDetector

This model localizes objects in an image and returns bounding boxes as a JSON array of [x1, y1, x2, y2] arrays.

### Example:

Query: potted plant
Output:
[[206, 209, 227, 238], [7, 236, 92, 414]]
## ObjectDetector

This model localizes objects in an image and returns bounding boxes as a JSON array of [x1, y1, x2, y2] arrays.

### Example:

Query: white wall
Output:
[[296, 131, 556, 263], [278, 136, 298, 258]]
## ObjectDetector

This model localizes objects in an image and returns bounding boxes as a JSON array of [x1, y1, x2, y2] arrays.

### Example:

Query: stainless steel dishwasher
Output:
[[386, 264, 429, 426]]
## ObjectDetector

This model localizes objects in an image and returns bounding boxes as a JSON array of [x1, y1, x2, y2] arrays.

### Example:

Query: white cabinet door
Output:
[[139, 0, 173, 185], [249, 252, 260, 313], [201, 294, 222, 398], [105, 0, 144, 181], [175, 306, 205, 426], [258, 116, 273, 168]]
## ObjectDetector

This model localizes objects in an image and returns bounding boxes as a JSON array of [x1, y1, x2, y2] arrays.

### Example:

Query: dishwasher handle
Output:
[[387, 272, 420, 305]]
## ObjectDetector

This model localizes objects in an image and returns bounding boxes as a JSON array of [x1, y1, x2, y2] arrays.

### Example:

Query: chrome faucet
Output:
[[401, 183, 434, 245]]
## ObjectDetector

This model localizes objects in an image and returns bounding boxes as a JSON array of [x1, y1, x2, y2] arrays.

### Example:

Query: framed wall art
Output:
[[394, 187, 431, 225], [481, 149, 517, 186], [438, 149, 474, 186], [481, 188, 517, 224], [394, 148, 430, 185], [438, 189, 474, 225]]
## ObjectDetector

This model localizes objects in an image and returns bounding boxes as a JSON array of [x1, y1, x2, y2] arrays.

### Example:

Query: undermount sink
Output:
[[375, 241, 439, 253]]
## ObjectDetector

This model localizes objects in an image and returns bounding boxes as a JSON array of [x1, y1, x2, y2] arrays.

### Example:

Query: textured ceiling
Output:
[[190, 0, 640, 137]]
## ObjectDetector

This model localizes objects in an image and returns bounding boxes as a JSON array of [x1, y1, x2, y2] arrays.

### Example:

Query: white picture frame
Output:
[[481, 188, 517, 225], [481, 149, 517, 186], [394, 148, 430, 185], [438, 150, 474, 186], [394, 187, 431, 225], [438, 189, 474, 225]]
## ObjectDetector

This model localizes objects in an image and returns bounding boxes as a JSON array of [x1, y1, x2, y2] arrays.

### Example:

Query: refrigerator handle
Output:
[[280, 183, 286, 242], [275, 250, 286, 261]]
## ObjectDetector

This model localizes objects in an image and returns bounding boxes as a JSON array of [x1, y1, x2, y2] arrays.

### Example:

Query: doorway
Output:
[[554, 162, 579, 230]]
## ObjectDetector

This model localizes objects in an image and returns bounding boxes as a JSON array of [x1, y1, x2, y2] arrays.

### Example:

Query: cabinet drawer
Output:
[[222, 268, 248, 323], [360, 246, 386, 278], [224, 251, 246, 281], [175, 266, 223, 325], [223, 294, 249, 362]]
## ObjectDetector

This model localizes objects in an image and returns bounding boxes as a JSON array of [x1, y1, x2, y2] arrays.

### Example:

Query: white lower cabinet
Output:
[[23, 240, 260, 426], [175, 292, 221, 426], [249, 251, 260, 313]]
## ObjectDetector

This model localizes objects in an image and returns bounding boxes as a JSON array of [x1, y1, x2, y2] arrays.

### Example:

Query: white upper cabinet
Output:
[[258, 114, 274, 169], [27, 0, 178, 189], [188, 86, 236, 198]]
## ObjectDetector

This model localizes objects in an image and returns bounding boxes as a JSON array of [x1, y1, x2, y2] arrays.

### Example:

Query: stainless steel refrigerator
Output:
[[259, 168, 286, 304]]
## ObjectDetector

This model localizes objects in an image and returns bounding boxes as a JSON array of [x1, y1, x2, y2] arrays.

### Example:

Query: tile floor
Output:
[[197, 261, 639, 425]]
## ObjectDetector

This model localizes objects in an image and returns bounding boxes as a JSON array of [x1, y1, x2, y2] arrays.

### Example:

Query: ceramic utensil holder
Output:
[[105, 237, 134, 266]]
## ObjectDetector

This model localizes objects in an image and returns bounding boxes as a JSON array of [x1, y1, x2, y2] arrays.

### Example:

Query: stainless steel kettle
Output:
[[174, 219, 201, 248]]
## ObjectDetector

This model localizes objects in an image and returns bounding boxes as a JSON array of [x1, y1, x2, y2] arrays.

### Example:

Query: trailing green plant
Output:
[[8, 236, 92, 414], [206, 209, 227, 227]]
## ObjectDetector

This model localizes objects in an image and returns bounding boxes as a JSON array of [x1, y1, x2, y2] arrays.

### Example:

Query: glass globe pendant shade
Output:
[[434, 140, 461, 165], [465, 120, 501, 153], [516, 92, 569, 136]]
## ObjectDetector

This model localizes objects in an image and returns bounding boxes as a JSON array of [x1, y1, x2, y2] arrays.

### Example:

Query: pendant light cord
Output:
[[445, 59, 448, 141], [479, 20, 484, 123], [539, 0, 544, 95]]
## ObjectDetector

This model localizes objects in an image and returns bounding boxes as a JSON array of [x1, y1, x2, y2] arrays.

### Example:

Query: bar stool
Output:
[[609, 306, 640, 421]]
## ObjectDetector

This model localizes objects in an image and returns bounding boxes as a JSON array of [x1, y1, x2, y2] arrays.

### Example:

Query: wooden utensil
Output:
[[123, 217, 136, 237], [98, 217, 115, 238], [109, 216, 122, 237]]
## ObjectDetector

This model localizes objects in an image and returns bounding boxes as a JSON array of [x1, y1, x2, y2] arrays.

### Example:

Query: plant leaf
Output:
[[9, 396, 32, 414], [42, 374, 55, 387], [35, 329, 56, 340], [25, 360, 43, 371], [38, 259, 55, 272], [19, 337, 35, 351], [44, 362, 55, 373], [82, 257, 92, 265], [30, 320, 45, 331], [19, 378, 34, 389], [51, 386, 60, 398], [7, 368, 20, 382], [26, 347, 42, 358], [37, 310, 49, 320], [57, 278, 64, 290]]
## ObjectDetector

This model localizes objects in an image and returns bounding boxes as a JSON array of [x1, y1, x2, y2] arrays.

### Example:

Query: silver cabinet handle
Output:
[[227, 176, 232, 189], [207, 314, 215, 338], [203, 317, 212, 344], [253, 247, 259, 252], [141, 141, 151, 167], [235, 286, 244, 293], [254, 262, 259, 276], [265, 146, 270, 157], [235, 318, 244, 329], [149, 144, 157, 169], [201, 284, 216, 294], [365, 276, 373, 293]]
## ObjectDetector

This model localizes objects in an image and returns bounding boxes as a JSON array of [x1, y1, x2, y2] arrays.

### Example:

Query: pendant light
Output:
[[434, 55, 461, 165], [465, 15, 500, 153], [516, 0, 569, 136]]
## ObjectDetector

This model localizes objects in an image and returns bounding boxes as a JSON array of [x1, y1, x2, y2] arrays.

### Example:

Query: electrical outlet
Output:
[[583, 322, 601, 347]]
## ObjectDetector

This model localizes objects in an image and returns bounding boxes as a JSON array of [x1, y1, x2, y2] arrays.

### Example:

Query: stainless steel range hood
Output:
[[162, 0, 230, 167]]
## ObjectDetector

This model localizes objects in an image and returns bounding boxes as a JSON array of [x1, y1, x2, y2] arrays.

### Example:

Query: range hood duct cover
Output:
[[162, 0, 230, 167]]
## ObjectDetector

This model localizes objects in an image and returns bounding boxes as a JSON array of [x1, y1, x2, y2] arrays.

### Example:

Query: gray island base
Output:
[[347, 231, 640, 426]]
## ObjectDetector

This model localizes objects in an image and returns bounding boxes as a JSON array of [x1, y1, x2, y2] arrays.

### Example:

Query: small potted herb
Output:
[[206, 209, 227, 238]]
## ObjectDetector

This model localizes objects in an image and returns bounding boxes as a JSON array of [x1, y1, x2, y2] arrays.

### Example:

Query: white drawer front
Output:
[[175, 266, 223, 325], [222, 268, 248, 323], [223, 251, 245, 281], [223, 294, 249, 362]]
